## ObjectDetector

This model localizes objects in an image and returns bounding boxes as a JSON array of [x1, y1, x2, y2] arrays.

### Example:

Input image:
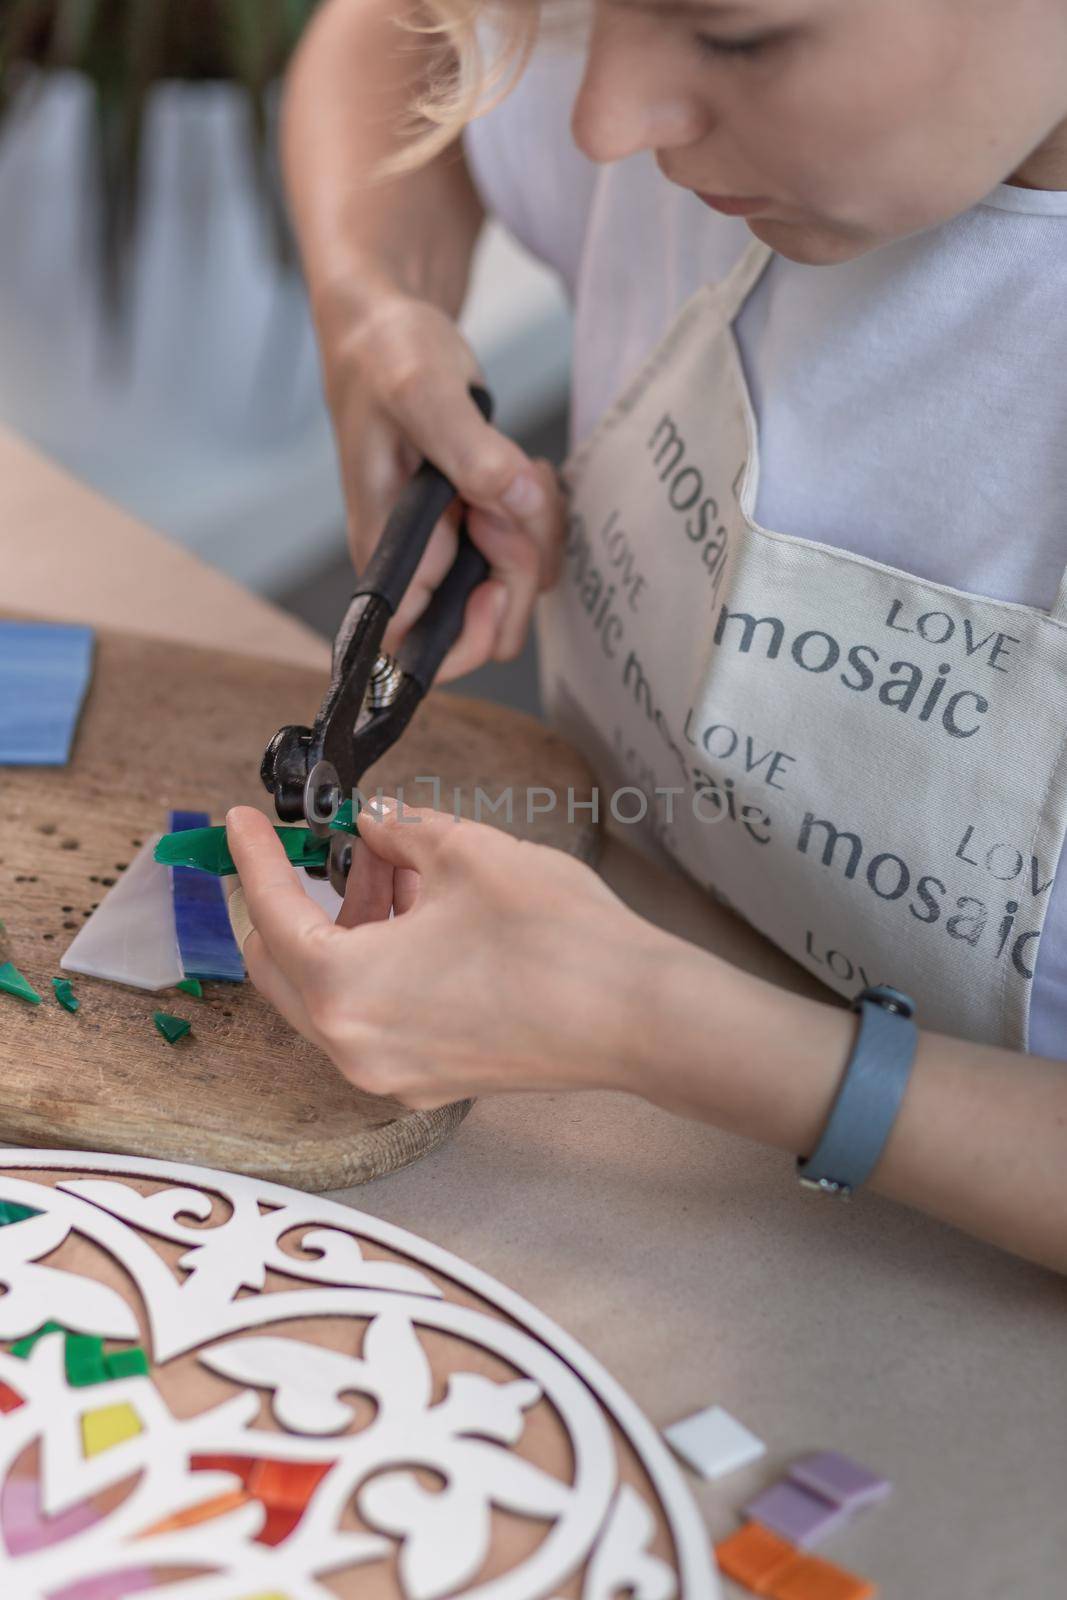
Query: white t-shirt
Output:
[[464, 49, 1067, 1059]]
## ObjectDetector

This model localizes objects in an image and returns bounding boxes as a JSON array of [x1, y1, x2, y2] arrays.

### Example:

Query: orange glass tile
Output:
[[255, 1503, 303, 1546], [716, 1522, 799, 1594], [0, 1380, 24, 1413], [138, 1488, 250, 1537], [248, 1458, 330, 1511], [767, 1552, 877, 1600]]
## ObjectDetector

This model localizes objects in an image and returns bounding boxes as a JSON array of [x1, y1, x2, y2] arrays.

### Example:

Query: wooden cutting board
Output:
[[0, 621, 599, 1189]]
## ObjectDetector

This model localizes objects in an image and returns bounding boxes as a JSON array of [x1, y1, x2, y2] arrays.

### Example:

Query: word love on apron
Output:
[[540, 240, 1067, 1049]]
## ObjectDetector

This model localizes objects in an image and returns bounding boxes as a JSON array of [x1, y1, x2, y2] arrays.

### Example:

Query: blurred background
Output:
[[0, 0, 571, 714]]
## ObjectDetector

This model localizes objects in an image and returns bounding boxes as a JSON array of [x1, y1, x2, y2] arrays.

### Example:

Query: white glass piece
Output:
[[60, 833, 181, 991], [297, 864, 344, 919], [664, 1403, 766, 1480]]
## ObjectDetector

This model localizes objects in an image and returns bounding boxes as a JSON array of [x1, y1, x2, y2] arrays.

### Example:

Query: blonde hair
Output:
[[380, 0, 541, 176]]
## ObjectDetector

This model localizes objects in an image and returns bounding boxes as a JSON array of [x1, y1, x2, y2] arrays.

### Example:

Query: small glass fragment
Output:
[[153, 1012, 192, 1045], [0, 1381, 23, 1413], [105, 1346, 150, 1380], [177, 977, 204, 998], [11, 1321, 66, 1358], [65, 1333, 108, 1388], [0, 1200, 41, 1227], [0, 961, 41, 1005], [52, 977, 79, 1013]]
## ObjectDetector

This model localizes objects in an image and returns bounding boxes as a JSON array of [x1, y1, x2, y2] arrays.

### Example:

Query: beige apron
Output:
[[538, 238, 1067, 1049]]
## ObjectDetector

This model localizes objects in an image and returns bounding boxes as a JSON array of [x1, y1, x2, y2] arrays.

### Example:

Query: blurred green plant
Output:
[[0, 0, 321, 311]]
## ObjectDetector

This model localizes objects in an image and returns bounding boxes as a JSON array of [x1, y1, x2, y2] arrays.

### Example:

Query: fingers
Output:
[[381, 510, 460, 653], [227, 884, 326, 1044], [464, 459, 562, 660], [530, 459, 565, 589], [390, 370, 552, 545], [393, 865, 421, 917], [336, 837, 395, 929], [242, 928, 324, 1046], [225, 808, 335, 983], [226, 884, 255, 952], [332, 297, 565, 679], [355, 800, 465, 879], [434, 579, 509, 683], [462, 510, 541, 661], [352, 299, 548, 546]]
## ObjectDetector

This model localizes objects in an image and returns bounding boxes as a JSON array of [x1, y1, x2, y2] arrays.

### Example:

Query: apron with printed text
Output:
[[538, 238, 1067, 1049]]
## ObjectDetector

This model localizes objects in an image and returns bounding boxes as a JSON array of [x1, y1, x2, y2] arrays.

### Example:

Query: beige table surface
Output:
[[3, 424, 1065, 1598]]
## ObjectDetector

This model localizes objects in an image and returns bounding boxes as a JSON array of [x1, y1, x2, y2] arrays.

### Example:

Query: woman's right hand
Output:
[[324, 286, 564, 684]]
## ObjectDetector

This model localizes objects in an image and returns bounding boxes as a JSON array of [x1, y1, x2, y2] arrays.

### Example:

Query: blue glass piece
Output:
[[168, 810, 245, 983], [0, 621, 94, 766]]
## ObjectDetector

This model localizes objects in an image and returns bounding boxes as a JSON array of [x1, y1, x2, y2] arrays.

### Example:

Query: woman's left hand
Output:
[[225, 801, 668, 1109]]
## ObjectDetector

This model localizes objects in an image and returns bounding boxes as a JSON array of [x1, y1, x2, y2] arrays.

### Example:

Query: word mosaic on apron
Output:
[[540, 239, 1067, 1049]]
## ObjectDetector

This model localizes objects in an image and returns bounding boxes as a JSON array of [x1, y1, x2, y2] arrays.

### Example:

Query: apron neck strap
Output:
[[716, 237, 776, 323], [713, 236, 1067, 634], [1051, 569, 1067, 627]]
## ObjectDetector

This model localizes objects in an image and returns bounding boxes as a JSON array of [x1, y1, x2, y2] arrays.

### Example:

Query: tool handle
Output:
[[395, 525, 490, 692], [356, 385, 493, 613]]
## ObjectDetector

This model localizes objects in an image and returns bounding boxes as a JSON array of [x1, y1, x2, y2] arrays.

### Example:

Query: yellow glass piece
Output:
[[81, 1401, 142, 1457]]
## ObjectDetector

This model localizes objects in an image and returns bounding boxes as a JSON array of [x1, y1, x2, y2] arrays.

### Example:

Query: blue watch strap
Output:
[[797, 985, 918, 1198]]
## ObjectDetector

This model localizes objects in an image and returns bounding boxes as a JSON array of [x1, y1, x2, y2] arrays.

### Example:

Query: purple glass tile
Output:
[[2, 1475, 100, 1554], [48, 1570, 156, 1600], [743, 1480, 851, 1548], [789, 1450, 893, 1510]]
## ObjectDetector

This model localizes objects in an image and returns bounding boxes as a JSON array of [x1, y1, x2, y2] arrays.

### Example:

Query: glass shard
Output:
[[153, 1012, 192, 1045], [52, 978, 79, 1013], [0, 961, 42, 1005]]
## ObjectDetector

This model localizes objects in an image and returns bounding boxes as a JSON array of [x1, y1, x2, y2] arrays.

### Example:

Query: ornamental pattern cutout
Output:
[[0, 1150, 717, 1600]]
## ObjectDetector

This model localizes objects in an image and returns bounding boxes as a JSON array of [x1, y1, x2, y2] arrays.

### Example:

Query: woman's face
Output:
[[570, 0, 1067, 262]]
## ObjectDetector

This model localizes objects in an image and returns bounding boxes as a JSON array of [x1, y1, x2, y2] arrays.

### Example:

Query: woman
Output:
[[227, 0, 1067, 1272]]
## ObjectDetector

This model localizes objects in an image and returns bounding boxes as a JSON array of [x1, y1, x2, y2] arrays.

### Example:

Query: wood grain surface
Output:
[[0, 623, 599, 1189]]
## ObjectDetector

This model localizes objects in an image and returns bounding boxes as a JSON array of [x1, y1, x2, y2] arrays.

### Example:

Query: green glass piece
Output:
[[177, 977, 204, 998], [154, 825, 329, 876], [153, 1011, 192, 1045], [154, 826, 234, 874], [0, 1200, 41, 1227], [0, 961, 41, 1005], [65, 1333, 108, 1387], [330, 797, 360, 834], [11, 1321, 66, 1358], [289, 831, 331, 865], [104, 1346, 149, 1380], [52, 977, 80, 1013]]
